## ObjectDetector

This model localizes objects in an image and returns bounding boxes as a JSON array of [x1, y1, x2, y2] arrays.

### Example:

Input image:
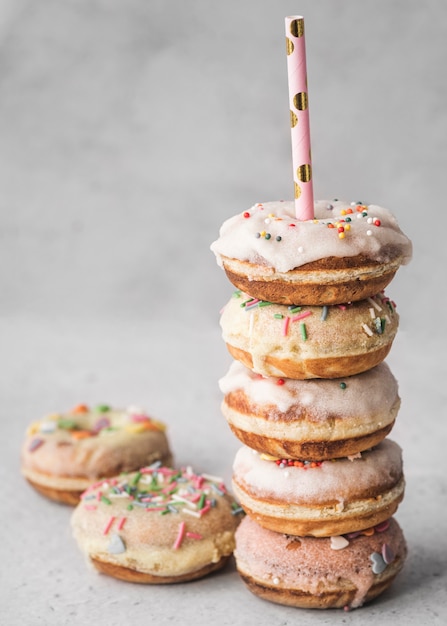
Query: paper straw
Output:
[[285, 16, 314, 220]]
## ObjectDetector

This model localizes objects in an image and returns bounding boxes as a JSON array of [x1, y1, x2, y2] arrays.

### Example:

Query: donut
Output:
[[71, 464, 244, 583], [220, 290, 399, 379], [231, 441, 404, 537], [21, 404, 173, 505], [219, 360, 400, 460], [211, 200, 412, 306], [234, 515, 407, 610]]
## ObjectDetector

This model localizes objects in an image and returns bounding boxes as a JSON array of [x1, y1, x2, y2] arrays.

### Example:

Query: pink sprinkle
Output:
[[173, 521, 186, 550], [103, 516, 116, 535], [83, 504, 97, 511], [245, 298, 260, 309], [29, 438, 45, 452], [130, 414, 150, 423], [146, 506, 167, 512], [117, 516, 126, 530], [199, 503, 211, 517], [338, 305, 347, 311], [186, 532, 203, 540], [282, 316, 290, 336], [290, 310, 312, 323], [218, 483, 227, 494]]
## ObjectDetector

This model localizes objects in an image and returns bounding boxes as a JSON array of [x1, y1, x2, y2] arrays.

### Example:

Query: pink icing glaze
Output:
[[235, 515, 406, 608], [211, 200, 412, 272], [219, 360, 399, 421], [232, 440, 403, 505]]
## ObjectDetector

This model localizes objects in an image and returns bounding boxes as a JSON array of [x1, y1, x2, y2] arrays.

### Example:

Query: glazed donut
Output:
[[234, 515, 407, 610], [71, 464, 244, 583], [220, 290, 399, 379], [219, 360, 400, 460], [211, 200, 412, 306], [21, 404, 172, 505], [232, 441, 404, 537]]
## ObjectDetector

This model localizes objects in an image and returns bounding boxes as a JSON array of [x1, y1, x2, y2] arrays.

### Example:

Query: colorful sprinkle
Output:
[[108, 533, 126, 555], [173, 521, 186, 550], [321, 306, 328, 321], [29, 438, 45, 452], [103, 516, 116, 535], [339, 382, 347, 390], [300, 322, 307, 341]]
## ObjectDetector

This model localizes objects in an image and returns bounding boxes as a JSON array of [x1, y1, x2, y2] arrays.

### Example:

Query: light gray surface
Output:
[[1, 1, 446, 624]]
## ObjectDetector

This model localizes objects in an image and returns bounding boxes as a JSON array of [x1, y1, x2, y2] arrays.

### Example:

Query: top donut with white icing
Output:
[[211, 200, 412, 272]]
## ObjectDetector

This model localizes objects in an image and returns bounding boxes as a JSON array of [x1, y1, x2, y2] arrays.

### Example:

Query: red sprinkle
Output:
[[277, 378, 285, 385], [374, 219, 381, 226], [243, 211, 250, 218]]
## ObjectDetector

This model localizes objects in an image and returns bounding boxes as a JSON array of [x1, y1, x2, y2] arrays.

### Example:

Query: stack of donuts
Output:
[[211, 198, 412, 609]]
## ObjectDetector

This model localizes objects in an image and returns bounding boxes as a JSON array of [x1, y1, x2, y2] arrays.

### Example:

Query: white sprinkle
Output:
[[201, 472, 224, 484], [183, 508, 201, 519], [369, 307, 375, 319], [330, 536, 349, 550], [385, 314, 391, 325], [366, 229, 373, 236], [39, 421, 57, 434], [283, 471, 290, 478], [362, 323, 373, 337], [264, 218, 271, 224], [367, 297, 382, 312], [367, 217, 373, 224], [273, 577, 280, 585], [298, 246, 304, 253]]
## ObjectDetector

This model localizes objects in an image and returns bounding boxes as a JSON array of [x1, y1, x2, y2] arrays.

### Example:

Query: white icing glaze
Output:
[[219, 360, 399, 420], [211, 200, 412, 272], [232, 440, 403, 504]]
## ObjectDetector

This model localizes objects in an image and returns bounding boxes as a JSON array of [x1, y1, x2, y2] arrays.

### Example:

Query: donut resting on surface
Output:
[[21, 404, 173, 505], [234, 515, 407, 609]]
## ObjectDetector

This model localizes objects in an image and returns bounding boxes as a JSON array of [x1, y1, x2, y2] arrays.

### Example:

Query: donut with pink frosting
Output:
[[219, 360, 400, 460], [234, 515, 407, 609], [232, 440, 405, 537], [211, 200, 412, 306]]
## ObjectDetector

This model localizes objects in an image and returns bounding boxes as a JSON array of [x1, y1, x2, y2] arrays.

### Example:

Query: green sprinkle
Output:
[[265, 233, 271, 240], [340, 382, 347, 390], [131, 471, 142, 486], [288, 306, 301, 313], [127, 504, 134, 511], [160, 508, 171, 515], [197, 493, 206, 510], [300, 322, 307, 341], [94, 404, 111, 413], [101, 496, 112, 505], [274, 313, 284, 319], [258, 301, 273, 307], [232, 290, 242, 298], [57, 419, 77, 430]]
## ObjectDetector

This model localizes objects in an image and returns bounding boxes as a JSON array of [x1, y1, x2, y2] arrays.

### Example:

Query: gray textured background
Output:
[[1, 1, 446, 624]]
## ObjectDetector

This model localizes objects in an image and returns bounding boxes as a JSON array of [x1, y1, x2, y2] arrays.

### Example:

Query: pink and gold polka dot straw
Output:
[[285, 16, 314, 220]]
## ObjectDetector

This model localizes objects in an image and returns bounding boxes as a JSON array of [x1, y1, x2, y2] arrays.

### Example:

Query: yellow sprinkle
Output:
[[340, 209, 347, 215], [345, 224, 351, 231], [338, 232, 345, 239], [260, 453, 279, 461], [268, 213, 275, 218], [26, 423, 40, 436], [260, 230, 266, 237], [46, 413, 61, 421]]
